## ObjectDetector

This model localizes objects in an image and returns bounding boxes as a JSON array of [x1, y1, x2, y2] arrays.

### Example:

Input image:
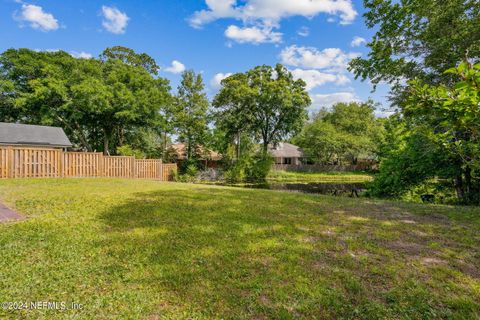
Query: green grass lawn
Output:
[[0, 179, 479, 319], [267, 170, 373, 183]]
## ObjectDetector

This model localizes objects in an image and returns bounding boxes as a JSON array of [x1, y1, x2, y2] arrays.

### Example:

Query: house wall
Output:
[[274, 157, 301, 165]]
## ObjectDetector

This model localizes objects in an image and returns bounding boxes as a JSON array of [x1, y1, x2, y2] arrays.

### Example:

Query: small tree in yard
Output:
[[173, 70, 209, 161]]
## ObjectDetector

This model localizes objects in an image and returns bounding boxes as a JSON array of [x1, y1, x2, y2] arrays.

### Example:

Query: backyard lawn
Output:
[[0, 179, 479, 319]]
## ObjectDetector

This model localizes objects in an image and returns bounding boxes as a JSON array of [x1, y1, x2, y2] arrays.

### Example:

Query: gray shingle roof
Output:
[[0, 122, 72, 148], [268, 142, 304, 158]]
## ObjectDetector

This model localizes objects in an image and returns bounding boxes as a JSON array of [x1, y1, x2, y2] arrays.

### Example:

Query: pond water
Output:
[[226, 182, 367, 196]]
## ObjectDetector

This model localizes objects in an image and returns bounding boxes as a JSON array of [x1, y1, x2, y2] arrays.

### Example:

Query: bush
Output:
[[222, 152, 273, 183], [224, 163, 246, 183], [245, 153, 273, 182], [117, 145, 145, 159]]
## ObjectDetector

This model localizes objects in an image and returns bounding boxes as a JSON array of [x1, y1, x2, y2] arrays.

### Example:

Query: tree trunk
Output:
[[262, 139, 269, 155], [103, 130, 110, 156], [187, 138, 191, 160], [465, 166, 472, 201], [236, 132, 241, 160], [56, 116, 92, 151], [164, 132, 168, 154], [454, 174, 465, 200]]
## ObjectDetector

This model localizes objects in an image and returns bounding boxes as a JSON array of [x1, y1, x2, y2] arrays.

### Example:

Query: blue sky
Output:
[[0, 0, 392, 115]]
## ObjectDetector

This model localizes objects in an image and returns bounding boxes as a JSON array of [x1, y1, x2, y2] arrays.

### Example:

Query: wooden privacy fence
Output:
[[0, 147, 177, 181]]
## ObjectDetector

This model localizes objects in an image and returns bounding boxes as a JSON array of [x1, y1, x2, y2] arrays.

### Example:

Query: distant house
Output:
[[168, 143, 222, 168], [0, 122, 72, 149], [268, 142, 304, 165]]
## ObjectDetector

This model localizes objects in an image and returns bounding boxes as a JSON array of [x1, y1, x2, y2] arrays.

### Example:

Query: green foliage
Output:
[[370, 62, 480, 204], [244, 153, 274, 181], [368, 129, 454, 198], [185, 164, 198, 177], [350, 0, 480, 204], [350, 0, 480, 96], [223, 162, 246, 183], [173, 70, 210, 160], [213, 64, 310, 153], [223, 151, 273, 183], [100, 46, 159, 75], [293, 101, 385, 164], [116, 145, 145, 159], [0, 48, 172, 155]]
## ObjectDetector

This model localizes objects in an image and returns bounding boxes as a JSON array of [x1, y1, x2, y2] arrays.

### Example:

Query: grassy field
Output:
[[0, 179, 479, 319], [267, 170, 373, 183]]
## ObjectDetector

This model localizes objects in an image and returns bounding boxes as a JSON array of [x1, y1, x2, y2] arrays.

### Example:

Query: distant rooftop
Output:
[[169, 143, 221, 161], [268, 142, 304, 158], [0, 122, 72, 148]]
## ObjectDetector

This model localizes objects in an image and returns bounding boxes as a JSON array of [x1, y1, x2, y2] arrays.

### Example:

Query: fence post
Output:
[[7, 146, 13, 178], [59, 149, 64, 178], [131, 157, 136, 179], [160, 159, 164, 181], [98, 153, 103, 177]]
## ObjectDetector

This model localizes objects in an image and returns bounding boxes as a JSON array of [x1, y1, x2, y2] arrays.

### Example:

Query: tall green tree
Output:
[[349, 0, 480, 101], [213, 64, 310, 153], [173, 70, 210, 160]]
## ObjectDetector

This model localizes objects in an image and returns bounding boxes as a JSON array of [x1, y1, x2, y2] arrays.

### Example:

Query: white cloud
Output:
[[297, 26, 309, 37], [189, 0, 356, 44], [310, 92, 360, 109], [189, 0, 357, 27], [211, 72, 233, 89], [290, 69, 350, 91], [16, 4, 59, 31], [225, 25, 282, 44], [280, 45, 359, 71], [351, 36, 366, 47], [165, 60, 186, 74], [70, 51, 93, 59], [33, 48, 60, 53], [101, 6, 129, 34]]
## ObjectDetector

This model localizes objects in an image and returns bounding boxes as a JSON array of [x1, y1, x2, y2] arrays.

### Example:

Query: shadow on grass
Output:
[[97, 186, 480, 319], [97, 187, 326, 318]]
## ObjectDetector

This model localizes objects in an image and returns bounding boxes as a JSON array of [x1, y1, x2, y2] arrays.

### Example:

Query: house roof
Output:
[[268, 142, 304, 158], [0, 122, 72, 148], [169, 143, 222, 161]]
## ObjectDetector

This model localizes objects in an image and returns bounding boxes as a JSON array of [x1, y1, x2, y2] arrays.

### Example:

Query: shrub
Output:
[[245, 153, 273, 182], [117, 145, 146, 159], [224, 163, 246, 183]]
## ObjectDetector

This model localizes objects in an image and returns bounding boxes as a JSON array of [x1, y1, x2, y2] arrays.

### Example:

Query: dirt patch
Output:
[[421, 257, 447, 265], [386, 240, 427, 256], [0, 202, 23, 223]]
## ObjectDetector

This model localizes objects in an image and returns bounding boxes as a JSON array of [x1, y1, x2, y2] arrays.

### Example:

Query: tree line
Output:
[[1, 0, 479, 205], [0, 47, 311, 174]]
